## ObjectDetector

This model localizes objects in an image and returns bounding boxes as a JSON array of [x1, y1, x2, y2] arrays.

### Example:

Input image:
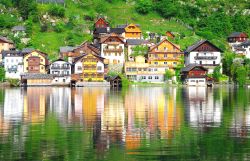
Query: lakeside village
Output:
[[0, 17, 249, 87]]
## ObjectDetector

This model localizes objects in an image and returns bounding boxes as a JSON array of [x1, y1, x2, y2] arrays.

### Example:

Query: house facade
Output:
[[126, 39, 150, 61], [0, 37, 15, 63], [124, 24, 142, 39], [181, 64, 208, 86], [3, 51, 24, 79], [73, 53, 105, 82], [50, 59, 71, 84], [100, 33, 125, 64], [148, 39, 183, 71], [236, 40, 250, 58], [94, 17, 109, 28], [23, 50, 49, 73], [184, 40, 222, 74], [125, 56, 165, 82], [227, 32, 248, 45]]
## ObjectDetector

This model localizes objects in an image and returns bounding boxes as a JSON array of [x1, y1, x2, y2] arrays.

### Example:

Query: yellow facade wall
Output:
[[23, 51, 47, 73]]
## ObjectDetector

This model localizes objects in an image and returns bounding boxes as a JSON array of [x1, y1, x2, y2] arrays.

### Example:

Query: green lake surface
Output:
[[0, 86, 249, 161]]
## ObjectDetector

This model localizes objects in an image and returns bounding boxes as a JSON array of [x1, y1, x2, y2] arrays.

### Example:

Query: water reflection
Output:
[[0, 86, 249, 160]]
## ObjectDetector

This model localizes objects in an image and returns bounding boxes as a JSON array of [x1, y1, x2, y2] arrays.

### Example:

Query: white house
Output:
[[3, 50, 24, 79], [50, 59, 72, 84], [100, 33, 125, 65], [236, 40, 250, 58], [184, 40, 222, 74], [227, 32, 248, 51]]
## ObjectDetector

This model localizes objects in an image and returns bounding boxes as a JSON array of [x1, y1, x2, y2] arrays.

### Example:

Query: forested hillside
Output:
[[0, 0, 249, 58]]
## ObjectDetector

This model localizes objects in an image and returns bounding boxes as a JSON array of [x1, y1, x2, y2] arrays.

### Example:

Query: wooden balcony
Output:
[[194, 56, 217, 60], [103, 48, 123, 52], [149, 57, 180, 61]]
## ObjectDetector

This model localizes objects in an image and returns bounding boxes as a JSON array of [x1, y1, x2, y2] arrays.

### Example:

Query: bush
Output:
[[0, 67, 5, 82], [135, 0, 153, 14], [40, 24, 48, 32], [7, 79, 20, 87], [236, 66, 247, 86], [54, 23, 64, 33], [165, 70, 174, 80], [48, 5, 65, 17], [212, 66, 222, 82]]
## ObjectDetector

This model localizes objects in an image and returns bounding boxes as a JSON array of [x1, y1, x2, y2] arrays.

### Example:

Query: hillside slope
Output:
[[0, 0, 249, 59]]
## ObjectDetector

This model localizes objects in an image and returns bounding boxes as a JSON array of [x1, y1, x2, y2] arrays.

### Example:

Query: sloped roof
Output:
[[11, 26, 26, 32], [2, 50, 23, 58], [181, 64, 207, 72], [185, 40, 222, 53], [22, 48, 34, 54], [126, 39, 146, 45], [228, 32, 248, 38], [94, 28, 125, 34], [60, 46, 75, 53], [238, 40, 250, 46], [95, 17, 109, 25], [73, 53, 105, 64], [117, 24, 140, 28], [100, 33, 124, 44], [0, 36, 13, 44], [149, 38, 181, 52], [21, 73, 54, 79]]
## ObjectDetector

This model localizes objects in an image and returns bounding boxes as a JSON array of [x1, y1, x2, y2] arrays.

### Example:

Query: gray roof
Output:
[[94, 28, 125, 34], [181, 64, 207, 72], [239, 40, 250, 46], [228, 32, 248, 38], [11, 26, 26, 32], [21, 73, 54, 79], [59, 46, 75, 53], [117, 24, 140, 28], [2, 50, 23, 58], [185, 39, 222, 53], [0, 36, 13, 44], [126, 39, 146, 45], [22, 48, 34, 54]]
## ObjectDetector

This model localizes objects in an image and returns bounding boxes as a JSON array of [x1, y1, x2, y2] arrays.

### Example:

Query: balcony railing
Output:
[[103, 48, 123, 52], [194, 56, 217, 60], [52, 74, 70, 77], [149, 57, 180, 61], [51, 66, 70, 69]]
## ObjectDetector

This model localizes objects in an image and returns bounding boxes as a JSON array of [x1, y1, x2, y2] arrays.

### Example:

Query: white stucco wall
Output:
[[4, 56, 23, 79], [101, 43, 125, 64]]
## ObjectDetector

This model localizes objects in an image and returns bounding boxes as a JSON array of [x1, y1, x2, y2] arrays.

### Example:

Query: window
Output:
[[213, 61, 215, 65], [154, 68, 157, 71], [173, 62, 177, 65], [155, 76, 159, 79], [199, 80, 204, 82], [164, 62, 167, 65], [190, 80, 195, 82], [77, 66, 82, 71], [164, 54, 167, 58], [155, 54, 158, 58], [154, 62, 158, 65], [97, 66, 102, 71], [148, 76, 152, 79], [200, 61, 202, 65]]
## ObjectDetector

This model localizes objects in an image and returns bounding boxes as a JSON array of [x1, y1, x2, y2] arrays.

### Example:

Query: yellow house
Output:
[[23, 50, 49, 73], [74, 53, 105, 82], [148, 39, 183, 70], [125, 55, 166, 82], [124, 24, 142, 39]]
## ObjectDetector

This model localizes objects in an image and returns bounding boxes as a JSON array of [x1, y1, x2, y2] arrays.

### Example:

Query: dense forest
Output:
[[0, 0, 249, 56]]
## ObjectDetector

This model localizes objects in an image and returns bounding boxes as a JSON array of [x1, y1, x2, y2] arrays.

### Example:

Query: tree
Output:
[[213, 66, 222, 82], [236, 66, 247, 86], [135, 0, 153, 14], [131, 45, 148, 57], [48, 5, 65, 18], [0, 67, 5, 82], [15, 0, 38, 20], [222, 52, 235, 81], [231, 58, 244, 83], [165, 70, 174, 81]]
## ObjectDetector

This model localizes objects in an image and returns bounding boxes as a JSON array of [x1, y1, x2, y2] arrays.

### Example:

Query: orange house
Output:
[[124, 24, 142, 39]]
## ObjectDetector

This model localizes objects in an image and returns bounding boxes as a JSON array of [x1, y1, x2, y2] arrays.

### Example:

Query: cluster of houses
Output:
[[0, 17, 249, 86]]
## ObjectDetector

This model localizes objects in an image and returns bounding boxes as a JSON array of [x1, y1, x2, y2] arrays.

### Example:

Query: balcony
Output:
[[52, 74, 70, 77], [103, 48, 123, 52], [149, 57, 180, 61], [51, 66, 70, 69], [194, 56, 217, 60]]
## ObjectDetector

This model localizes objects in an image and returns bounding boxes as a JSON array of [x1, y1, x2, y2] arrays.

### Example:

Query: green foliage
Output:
[[135, 0, 153, 14], [222, 52, 235, 81], [0, 14, 18, 28], [40, 24, 48, 32], [54, 23, 64, 33], [0, 67, 5, 82], [131, 45, 148, 57], [48, 5, 65, 17], [213, 66, 222, 82], [236, 66, 247, 86], [231, 58, 244, 82], [15, 0, 38, 20], [7, 79, 20, 87], [164, 70, 174, 80], [107, 71, 118, 77]]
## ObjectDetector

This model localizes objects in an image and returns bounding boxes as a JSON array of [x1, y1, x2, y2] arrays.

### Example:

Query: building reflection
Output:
[[184, 87, 222, 128], [23, 87, 51, 123]]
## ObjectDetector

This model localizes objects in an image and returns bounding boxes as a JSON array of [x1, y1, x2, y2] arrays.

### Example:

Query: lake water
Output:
[[0, 86, 249, 160]]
